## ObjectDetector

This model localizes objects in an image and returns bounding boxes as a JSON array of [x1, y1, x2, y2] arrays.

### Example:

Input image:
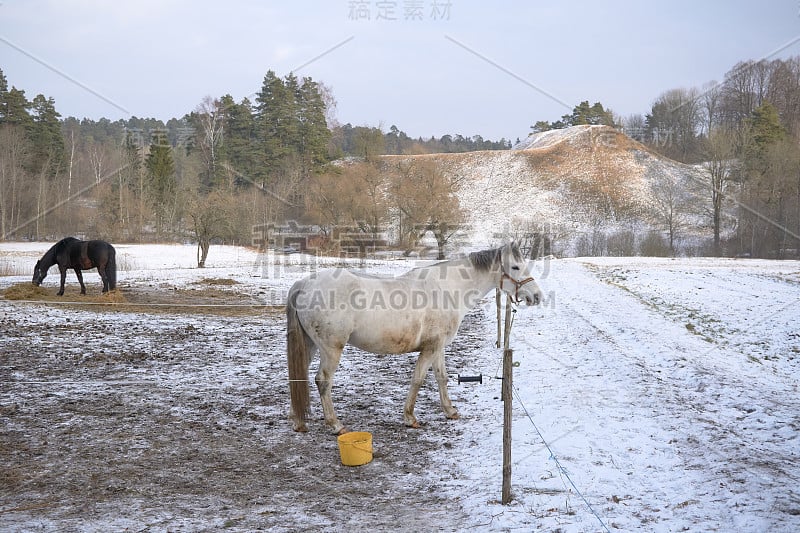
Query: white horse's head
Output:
[[498, 242, 543, 305]]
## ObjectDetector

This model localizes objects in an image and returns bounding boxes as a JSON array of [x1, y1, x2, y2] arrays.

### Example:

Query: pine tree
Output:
[[745, 102, 786, 174], [566, 101, 615, 126], [531, 120, 553, 133], [568, 101, 593, 125], [146, 132, 175, 198], [297, 76, 330, 169], [218, 95, 258, 187], [737, 102, 791, 257], [145, 131, 176, 238], [1, 87, 33, 128], [531, 100, 615, 132], [256, 70, 299, 179], [29, 94, 66, 175], [0, 69, 8, 122], [750, 102, 785, 149], [122, 130, 146, 239]]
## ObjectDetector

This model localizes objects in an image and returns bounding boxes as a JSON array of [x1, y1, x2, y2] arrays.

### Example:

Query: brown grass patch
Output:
[[523, 144, 571, 188]]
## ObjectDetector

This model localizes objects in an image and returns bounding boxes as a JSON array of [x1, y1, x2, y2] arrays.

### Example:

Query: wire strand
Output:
[[511, 384, 611, 533]]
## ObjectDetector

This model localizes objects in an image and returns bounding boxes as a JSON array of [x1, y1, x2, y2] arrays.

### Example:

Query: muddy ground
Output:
[[1, 284, 491, 532]]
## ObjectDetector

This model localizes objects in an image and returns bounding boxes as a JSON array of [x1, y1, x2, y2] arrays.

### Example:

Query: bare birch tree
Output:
[[193, 96, 225, 190], [649, 170, 688, 255]]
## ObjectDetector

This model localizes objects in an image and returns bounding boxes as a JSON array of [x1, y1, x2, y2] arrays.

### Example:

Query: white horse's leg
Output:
[[315, 345, 346, 435], [432, 350, 459, 420], [404, 349, 435, 428]]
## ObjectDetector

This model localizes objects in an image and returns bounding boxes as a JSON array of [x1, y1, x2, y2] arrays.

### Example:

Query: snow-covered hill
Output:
[[396, 125, 712, 255]]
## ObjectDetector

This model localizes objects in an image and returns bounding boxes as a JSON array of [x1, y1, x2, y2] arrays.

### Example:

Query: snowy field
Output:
[[1, 242, 799, 531]]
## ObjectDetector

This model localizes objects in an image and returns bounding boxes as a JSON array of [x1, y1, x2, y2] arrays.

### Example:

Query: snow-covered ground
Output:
[[462, 256, 800, 531], [1, 243, 799, 531]]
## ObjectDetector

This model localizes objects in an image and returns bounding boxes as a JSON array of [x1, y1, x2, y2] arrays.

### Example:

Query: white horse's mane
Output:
[[468, 243, 521, 272], [468, 248, 501, 271]]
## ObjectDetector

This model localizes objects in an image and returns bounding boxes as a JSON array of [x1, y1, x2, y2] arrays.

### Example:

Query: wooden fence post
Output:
[[501, 294, 513, 505], [502, 346, 513, 504]]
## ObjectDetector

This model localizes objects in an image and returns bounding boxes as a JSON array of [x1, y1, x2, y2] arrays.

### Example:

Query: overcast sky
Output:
[[2, 1, 799, 141]]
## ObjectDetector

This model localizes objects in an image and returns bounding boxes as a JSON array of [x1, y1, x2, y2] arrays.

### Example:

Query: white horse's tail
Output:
[[287, 285, 311, 431]]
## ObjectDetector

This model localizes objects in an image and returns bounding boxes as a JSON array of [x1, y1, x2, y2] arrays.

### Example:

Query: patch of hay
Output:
[[191, 277, 240, 286], [2, 283, 52, 300], [1, 282, 278, 317], [85, 289, 127, 304], [2, 283, 127, 304]]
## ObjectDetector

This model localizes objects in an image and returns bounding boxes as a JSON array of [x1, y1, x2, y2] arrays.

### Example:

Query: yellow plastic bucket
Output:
[[337, 431, 373, 466]]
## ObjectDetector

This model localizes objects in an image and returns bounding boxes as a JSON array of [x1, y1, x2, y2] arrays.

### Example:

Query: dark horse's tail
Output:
[[287, 283, 311, 432], [106, 245, 117, 290]]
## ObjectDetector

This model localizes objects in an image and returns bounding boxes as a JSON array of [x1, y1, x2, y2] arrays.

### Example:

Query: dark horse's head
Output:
[[32, 260, 48, 286]]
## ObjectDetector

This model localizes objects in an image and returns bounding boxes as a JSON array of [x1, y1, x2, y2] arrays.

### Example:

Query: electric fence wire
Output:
[[511, 384, 611, 533]]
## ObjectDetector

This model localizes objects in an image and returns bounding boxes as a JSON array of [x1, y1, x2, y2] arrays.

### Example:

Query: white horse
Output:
[[286, 242, 543, 434]]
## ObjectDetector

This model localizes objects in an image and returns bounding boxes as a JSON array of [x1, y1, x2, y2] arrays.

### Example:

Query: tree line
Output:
[[334, 123, 512, 157]]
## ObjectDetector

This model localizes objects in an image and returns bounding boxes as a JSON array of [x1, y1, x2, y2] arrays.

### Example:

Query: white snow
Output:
[[511, 126, 595, 151], [2, 243, 799, 531]]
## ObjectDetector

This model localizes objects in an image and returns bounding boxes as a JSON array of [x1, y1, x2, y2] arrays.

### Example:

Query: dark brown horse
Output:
[[32, 237, 117, 296]]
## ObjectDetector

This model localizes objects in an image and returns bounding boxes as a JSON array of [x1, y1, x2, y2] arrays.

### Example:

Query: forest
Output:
[[1, 56, 799, 259]]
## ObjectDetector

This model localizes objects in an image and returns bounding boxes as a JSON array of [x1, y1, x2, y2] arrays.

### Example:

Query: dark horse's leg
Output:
[[97, 262, 109, 293], [57, 266, 67, 296], [74, 269, 86, 295]]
